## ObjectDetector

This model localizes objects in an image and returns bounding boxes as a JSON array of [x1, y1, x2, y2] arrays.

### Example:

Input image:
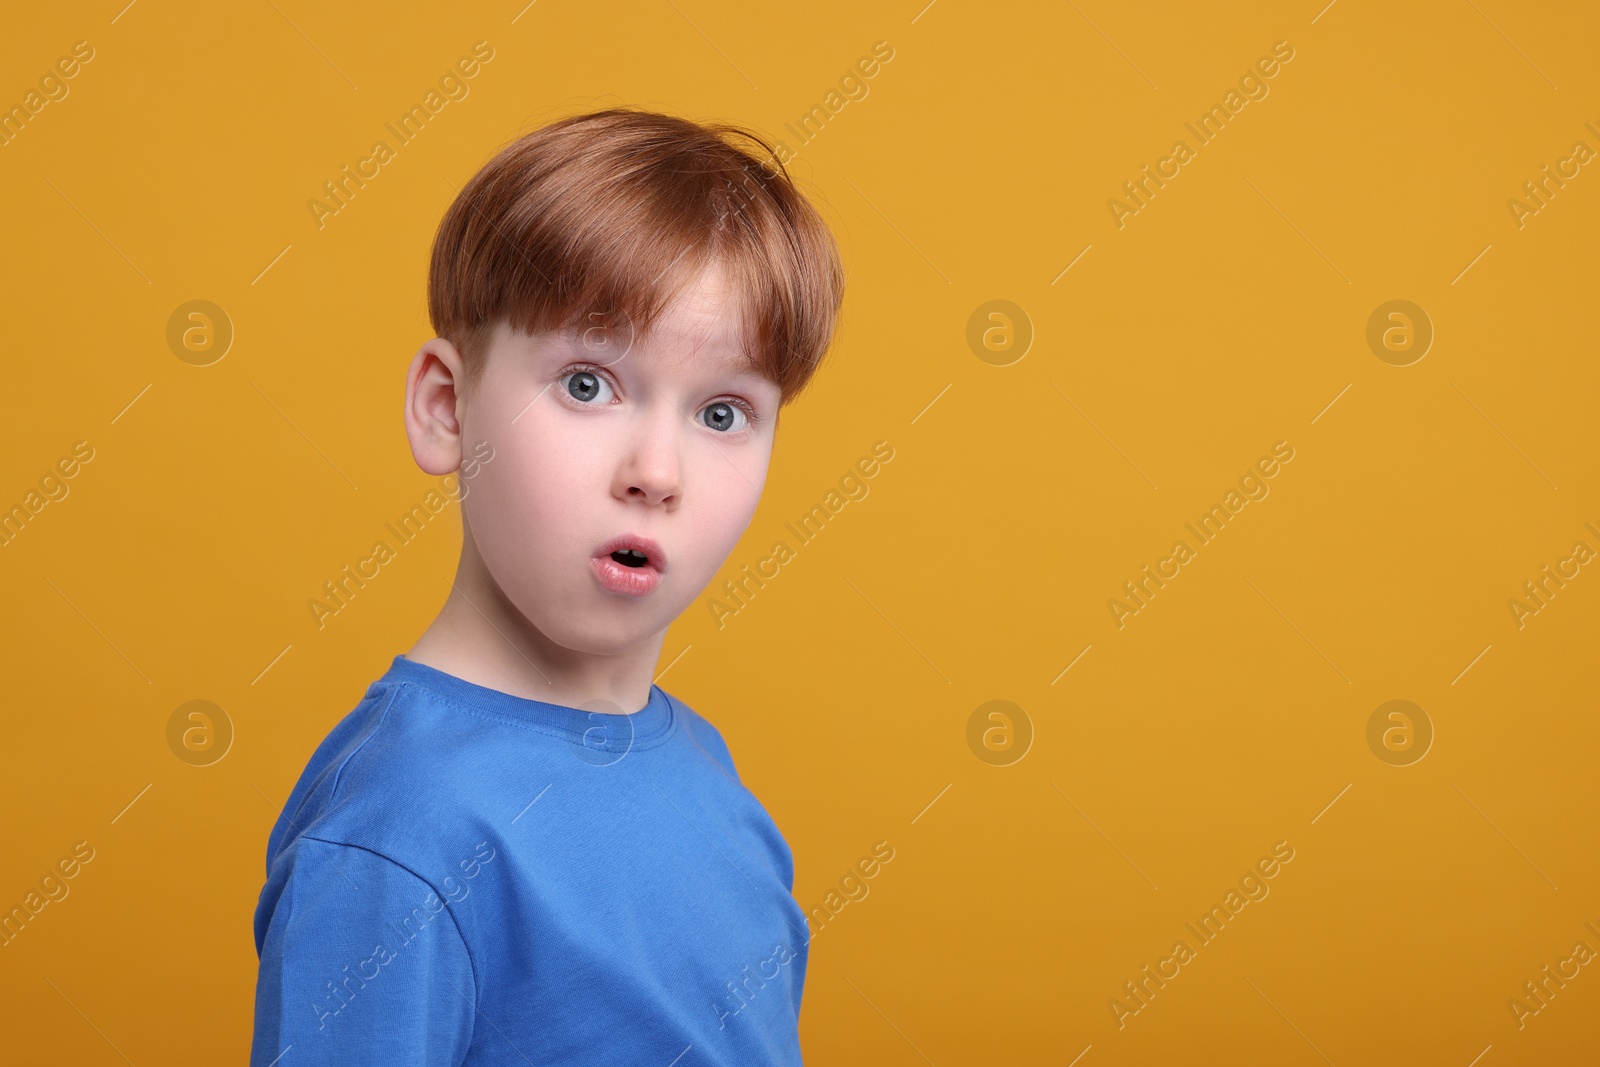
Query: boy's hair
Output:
[[427, 107, 845, 406]]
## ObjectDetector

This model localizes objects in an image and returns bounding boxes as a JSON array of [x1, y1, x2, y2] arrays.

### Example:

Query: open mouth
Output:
[[591, 533, 666, 597]]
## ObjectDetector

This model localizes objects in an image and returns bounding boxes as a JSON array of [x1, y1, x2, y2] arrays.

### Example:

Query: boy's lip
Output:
[[593, 533, 668, 573]]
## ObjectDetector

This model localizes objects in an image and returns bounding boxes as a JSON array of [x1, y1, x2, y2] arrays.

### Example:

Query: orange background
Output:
[[3, 1, 1598, 1062]]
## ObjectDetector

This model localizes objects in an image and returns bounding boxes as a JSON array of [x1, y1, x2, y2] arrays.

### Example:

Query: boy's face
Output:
[[451, 261, 782, 657]]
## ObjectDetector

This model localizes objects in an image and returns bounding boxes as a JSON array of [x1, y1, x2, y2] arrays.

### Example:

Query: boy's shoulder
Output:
[[265, 656, 745, 875], [263, 668, 468, 872]]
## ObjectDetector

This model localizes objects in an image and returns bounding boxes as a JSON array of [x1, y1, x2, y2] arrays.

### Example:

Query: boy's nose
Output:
[[615, 409, 682, 507]]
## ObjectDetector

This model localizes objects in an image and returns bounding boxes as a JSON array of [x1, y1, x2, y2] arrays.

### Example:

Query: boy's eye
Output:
[[700, 401, 748, 434], [562, 367, 754, 433], [563, 370, 614, 405]]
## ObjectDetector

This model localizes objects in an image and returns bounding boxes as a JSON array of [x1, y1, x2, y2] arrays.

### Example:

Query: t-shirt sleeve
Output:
[[250, 837, 476, 1066]]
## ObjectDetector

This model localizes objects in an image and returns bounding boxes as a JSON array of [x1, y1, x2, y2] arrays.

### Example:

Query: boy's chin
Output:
[[542, 612, 669, 657]]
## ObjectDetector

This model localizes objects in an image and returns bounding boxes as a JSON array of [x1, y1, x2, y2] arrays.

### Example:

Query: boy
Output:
[[249, 107, 845, 1065]]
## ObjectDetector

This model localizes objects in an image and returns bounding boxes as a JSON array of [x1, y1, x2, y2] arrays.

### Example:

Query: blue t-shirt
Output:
[[250, 654, 810, 1065]]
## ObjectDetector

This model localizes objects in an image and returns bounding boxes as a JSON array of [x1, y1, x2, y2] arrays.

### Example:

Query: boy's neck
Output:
[[405, 539, 666, 715]]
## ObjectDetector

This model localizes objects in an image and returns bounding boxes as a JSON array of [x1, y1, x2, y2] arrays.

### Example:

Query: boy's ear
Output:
[[404, 336, 468, 476]]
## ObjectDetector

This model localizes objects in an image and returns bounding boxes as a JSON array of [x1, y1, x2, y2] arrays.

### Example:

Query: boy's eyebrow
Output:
[[714, 360, 775, 387], [678, 360, 779, 404], [701, 351, 784, 396]]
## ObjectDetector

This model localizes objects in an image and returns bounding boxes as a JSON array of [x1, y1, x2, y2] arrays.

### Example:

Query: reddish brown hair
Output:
[[427, 107, 845, 406]]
